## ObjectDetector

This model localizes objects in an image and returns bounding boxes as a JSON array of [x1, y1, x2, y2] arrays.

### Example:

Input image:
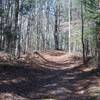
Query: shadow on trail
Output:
[[0, 64, 99, 100]]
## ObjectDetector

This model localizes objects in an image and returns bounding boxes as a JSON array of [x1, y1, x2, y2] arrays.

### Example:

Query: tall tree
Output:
[[54, 0, 60, 50], [14, 0, 19, 56], [84, 0, 100, 66], [68, 0, 71, 52], [81, 0, 86, 63]]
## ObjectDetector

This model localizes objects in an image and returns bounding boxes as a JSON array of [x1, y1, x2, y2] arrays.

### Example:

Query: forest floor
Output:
[[0, 50, 100, 100]]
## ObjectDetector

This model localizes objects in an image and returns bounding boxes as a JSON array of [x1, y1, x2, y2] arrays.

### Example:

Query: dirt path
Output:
[[31, 51, 83, 70], [0, 51, 99, 100]]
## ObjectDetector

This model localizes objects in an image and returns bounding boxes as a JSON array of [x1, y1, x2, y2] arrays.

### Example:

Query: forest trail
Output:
[[0, 51, 99, 100], [29, 51, 83, 70]]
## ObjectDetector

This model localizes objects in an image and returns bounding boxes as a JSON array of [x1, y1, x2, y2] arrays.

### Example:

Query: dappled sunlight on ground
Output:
[[0, 51, 99, 100], [0, 64, 99, 100]]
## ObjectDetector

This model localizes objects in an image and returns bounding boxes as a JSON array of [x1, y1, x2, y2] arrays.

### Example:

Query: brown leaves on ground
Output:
[[0, 50, 93, 70], [0, 50, 96, 74], [0, 52, 12, 62], [21, 51, 83, 70], [0, 51, 99, 100]]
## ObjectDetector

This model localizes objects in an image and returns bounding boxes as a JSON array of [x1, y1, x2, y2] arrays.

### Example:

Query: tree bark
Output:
[[54, 3, 59, 50], [14, 0, 19, 56], [81, 0, 86, 64], [68, 0, 71, 52]]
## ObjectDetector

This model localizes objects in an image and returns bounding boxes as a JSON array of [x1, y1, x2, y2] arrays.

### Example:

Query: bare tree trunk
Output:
[[68, 0, 71, 53], [95, 0, 100, 68], [26, 15, 31, 52], [54, 3, 59, 50], [46, 0, 50, 50], [96, 23, 100, 68], [81, 0, 86, 64], [14, 0, 19, 56], [0, 1, 3, 50], [18, 15, 22, 58]]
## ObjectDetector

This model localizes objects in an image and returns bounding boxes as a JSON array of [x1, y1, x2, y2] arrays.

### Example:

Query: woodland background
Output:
[[0, 0, 100, 100]]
